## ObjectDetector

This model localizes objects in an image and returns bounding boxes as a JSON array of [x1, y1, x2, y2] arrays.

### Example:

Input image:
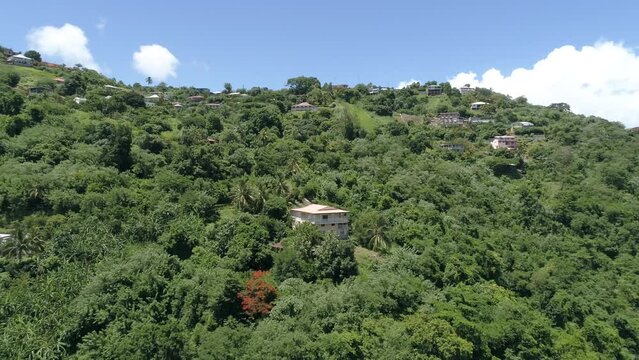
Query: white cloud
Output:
[[396, 79, 420, 89], [132, 44, 179, 81], [27, 23, 100, 71], [96, 18, 107, 32], [449, 41, 639, 127]]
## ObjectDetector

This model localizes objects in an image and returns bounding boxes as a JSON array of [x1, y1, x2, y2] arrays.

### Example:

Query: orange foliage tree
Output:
[[238, 270, 277, 319]]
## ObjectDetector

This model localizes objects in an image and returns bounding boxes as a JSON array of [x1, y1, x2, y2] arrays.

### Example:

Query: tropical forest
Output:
[[0, 48, 638, 360]]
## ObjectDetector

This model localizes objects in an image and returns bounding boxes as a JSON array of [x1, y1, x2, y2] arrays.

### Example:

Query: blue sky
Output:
[[2, 1, 639, 125]]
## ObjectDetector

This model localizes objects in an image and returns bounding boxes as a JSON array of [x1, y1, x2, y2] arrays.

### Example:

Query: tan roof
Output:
[[292, 102, 315, 107], [291, 203, 348, 214]]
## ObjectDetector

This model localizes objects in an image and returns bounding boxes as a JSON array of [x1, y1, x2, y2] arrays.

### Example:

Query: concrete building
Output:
[[291, 102, 318, 112], [432, 112, 465, 126], [459, 84, 475, 95], [291, 203, 349, 239], [491, 135, 517, 150], [512, 121, 535, 128], [73, 97, 87, 104], [189, 95, 205, 102], [471, 101, 488, 110], [440, 143, 465, 152], [426, 85, 443, 96], [7, 54, 33, 67]]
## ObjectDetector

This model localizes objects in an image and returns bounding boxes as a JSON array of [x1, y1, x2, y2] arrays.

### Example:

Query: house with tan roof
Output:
[[291, 203, 349, 239]]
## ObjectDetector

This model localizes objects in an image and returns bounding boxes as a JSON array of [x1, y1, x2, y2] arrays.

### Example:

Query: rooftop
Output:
[[291, 203, 348, 214]]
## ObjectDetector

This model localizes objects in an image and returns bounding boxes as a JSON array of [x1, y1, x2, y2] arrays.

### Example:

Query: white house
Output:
[[291, 102, 318, 112], [7, 54, 33, 67], [0, 233, 11, 243], [491, 135, 517, 150], [291, 203, 349, 239], [145, 94, 161, 102], [73, 97, 87, 104], [471, 101, 488, 110], [512, 121, 535, 128]]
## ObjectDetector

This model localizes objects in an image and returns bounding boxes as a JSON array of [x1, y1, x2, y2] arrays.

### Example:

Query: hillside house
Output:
[[291, 203, 349, 239], [459, 84, 475, 95], [440, 143, 465, 152], [189, 95, 205, 102], [0, 233, 11, 243], [469, 117, 494, 124], [426, 85, 443, 96], [491, 135, 517, 150], [73, 97, 87, 104], [291, 102, 318, 112], [206, 103, 222, 108], [7, 54, 33, 67], [512, 121, 535, 128], [432, 112, 465, 126], [173, 102, 183, 108], [29, 87, 46, 95], [53, 77, 65, 84], [145, 94, 161, 103], [471, 101, 488, 110]]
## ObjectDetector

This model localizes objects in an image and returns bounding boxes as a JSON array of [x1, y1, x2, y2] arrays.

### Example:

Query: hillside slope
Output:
[[0, 69, 638, 359]]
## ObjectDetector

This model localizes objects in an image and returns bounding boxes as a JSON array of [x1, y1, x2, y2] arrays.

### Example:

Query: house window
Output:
[[322, 215, 328, 220]]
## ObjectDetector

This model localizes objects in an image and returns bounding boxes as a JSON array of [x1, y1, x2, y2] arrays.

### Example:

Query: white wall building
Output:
[[491, 135, 517, 150], [291, 203, 349, 239], [7, 54, 33, 67], [291, 102, 318, 112]]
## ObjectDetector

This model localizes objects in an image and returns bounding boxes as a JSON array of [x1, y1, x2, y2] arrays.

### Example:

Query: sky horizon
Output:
[[2, 0, 639, 126]]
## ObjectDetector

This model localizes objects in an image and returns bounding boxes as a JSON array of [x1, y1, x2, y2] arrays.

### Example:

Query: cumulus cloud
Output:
[[449, 42, 639, 127], [132, 44, 179, 81], [27, 23, 100, 71], [396, 79, 420, 89]]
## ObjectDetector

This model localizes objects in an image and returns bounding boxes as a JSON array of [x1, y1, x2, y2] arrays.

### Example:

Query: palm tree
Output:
[[232, 179, 255, 212], [1, 226, 45, 261], [368, 226, 389, 252], [146, 77, 153, 86]]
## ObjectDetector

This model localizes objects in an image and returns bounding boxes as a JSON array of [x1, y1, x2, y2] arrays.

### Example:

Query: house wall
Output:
[[291, 211, 349, 239]]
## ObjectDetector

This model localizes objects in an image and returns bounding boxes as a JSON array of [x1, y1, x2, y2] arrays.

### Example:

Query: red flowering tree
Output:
[[238, 270, 277, 320]]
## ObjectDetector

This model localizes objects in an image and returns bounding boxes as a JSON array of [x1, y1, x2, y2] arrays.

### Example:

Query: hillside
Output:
[[1, 65, 638, 359]]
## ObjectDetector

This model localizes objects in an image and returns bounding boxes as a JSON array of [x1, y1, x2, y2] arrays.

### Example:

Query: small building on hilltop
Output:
[[426, 85, 443, 96], [459, 84, 475, 95], [74, 97, 87, 104], [189, 95, 205, 102], [291, 102, 318, 112], [291, 203, 349, 239], [471, 101, 488, 110], [7, 54, 33, 67], [491, 135, 517, 150]]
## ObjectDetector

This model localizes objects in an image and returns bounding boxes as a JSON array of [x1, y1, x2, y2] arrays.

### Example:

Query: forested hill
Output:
[[1, 58, 638, 360]]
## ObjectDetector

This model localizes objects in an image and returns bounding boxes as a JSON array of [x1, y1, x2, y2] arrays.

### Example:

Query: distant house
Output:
[[7, 54, 33, 67], [0, 233, 11, 243], [189, 95, 205, 102], [440, 143, 465, 152], [104, 85, 125, 91], [512, 121, 535, 128], [471, 101, 488, 110], [228, 92, 241, 96], [291, 203, 349, 239], [173, 102, 183, 108], [459, 84, 475, 95], [333, 84, 349, 90], [432, 112, 465, 126], [491, 135, 517, 150], [205, 103, 222, 108], [53, 77, 65, 84], [42, 62, 60, 68], [469, 117, 494, 124], [29, 87, 46, 95], [73, 97, 87, 104], [145, 94, 161, 103], [426, 85, 443, 96], [291, 102, 318, 112]]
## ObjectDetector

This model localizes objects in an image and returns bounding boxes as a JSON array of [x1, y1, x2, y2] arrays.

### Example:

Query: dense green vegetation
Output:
[[0, 59, 638, 359]]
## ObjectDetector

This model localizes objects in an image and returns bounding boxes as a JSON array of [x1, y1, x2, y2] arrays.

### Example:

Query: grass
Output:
[[340, 102, 392, 132], [0, 63, 56, 90], [354, 246, 383, 276]]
